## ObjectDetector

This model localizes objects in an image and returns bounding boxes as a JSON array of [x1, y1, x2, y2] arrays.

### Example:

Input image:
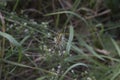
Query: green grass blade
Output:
[[111, 70, 120, 80], [59, 63, 87, 80], [76, 35, 104, 60], [2, 59, 57, 75], [85, 43, 104, 60], [36, 76, 47, 80], [13, 0, 20, 11], [66, 25, 74, 54], [111, 38, 120, 57], [71, 45, 85, 54], [20, 35, 30, 44], [72, 0, 81, 11], [45, 11, 88, 27], [0, 31, 21, 47]]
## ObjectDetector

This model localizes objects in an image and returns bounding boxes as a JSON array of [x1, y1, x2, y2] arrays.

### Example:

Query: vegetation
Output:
[[0, 0, 120, 80]]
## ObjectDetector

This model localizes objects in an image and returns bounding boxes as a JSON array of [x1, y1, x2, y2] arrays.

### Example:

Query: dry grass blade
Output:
[[0, 12, 5, 57], [85, 9, 111, 19], [59, 0, 72, 10], [0, 11, 5, 80], [95, 48, 110, 55]]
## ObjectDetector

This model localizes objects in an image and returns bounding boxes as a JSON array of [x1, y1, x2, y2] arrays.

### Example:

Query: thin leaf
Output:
[[111, 70, 120, 80], [59, 63, 87, 80], [66, 25, 74, 54], [2, 59, 57, 75], [36, 76, 47, 80], [45, 11, 88, 27], [0, 31, 21, 47], [20, 35, 30, 44], [111, 38, 120, 57], [76, 35, 104, 60]]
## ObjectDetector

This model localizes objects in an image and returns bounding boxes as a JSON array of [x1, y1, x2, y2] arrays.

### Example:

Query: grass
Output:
[[0, 0, 120, 80]]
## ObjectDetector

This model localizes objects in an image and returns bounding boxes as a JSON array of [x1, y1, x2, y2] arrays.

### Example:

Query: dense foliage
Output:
[[0, 0, 120, 80]]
